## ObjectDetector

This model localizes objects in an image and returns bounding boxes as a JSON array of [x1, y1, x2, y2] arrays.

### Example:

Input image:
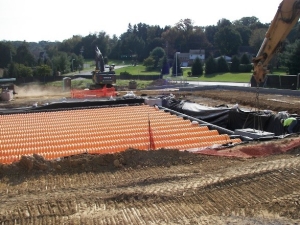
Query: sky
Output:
[[0, 0, 283, 43]]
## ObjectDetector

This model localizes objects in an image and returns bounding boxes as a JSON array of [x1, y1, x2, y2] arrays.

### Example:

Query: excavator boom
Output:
[[252, 0, 300, 84]]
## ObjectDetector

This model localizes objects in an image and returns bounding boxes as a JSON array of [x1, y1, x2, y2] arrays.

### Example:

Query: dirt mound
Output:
[[0, 149, 206, 178], [3, 137, 299, 179], [148, 79, 171, 86]]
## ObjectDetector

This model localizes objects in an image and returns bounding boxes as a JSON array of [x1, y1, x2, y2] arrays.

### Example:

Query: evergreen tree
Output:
[[239, 53, 252, 72], [205, 56, 218, 75], [0, 41, 14, 68], [217, 57, 229, 73], [240, 53, 251, 64], [230, 55, 240, 72], [161, 55, 170, 75], [172, 55, 182, 76], [191, 57, 203, 76]]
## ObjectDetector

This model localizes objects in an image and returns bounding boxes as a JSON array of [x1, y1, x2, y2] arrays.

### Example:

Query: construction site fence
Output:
[[250, 74, 300, 90], [71, 87, 116, 98]]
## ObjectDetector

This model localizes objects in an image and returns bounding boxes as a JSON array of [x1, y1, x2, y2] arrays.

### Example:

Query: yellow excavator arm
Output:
[[252, 0, 300, 84]]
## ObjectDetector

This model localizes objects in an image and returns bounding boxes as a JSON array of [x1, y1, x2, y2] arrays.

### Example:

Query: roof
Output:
[[189, 49, 205, 54]]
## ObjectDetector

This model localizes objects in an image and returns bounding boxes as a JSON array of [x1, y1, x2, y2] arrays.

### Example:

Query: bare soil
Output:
[[1, 84, 300, 224]]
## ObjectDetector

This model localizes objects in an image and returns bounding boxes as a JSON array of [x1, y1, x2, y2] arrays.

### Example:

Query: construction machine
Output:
[[252, 0, 300, 84], [89, 46, 117, 90]]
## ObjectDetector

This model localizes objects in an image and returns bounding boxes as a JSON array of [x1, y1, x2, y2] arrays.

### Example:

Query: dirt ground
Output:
[[1, 84, 300, 115], [1, 84, 300, 224]]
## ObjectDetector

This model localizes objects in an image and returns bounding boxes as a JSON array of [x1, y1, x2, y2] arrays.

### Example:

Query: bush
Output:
[[217, 57, 229, 73], [191, 57, 203, 76], [205, 56, 218, 74], [239, 64, 252, 73], [240, 53, 251, 64], [230, 55, 240, 72], [120, 71, 131, 76]]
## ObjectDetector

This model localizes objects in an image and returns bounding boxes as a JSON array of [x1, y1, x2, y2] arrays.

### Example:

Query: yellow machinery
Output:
[[252, 0, 300, 84]]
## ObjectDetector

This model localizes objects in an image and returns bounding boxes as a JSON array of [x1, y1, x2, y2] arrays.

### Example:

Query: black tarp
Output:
[[181, 102, 230, 128], [227, 108, 286, 136], [161, 95, 299, 136]]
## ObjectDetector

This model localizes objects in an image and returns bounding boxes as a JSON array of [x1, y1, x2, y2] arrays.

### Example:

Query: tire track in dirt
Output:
[[1, 156, 300, 224]]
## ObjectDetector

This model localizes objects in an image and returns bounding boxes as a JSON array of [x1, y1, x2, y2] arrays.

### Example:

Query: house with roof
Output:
[[176, 50, 205, 67]]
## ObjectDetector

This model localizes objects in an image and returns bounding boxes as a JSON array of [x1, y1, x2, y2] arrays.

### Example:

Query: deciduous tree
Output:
[[214, 27, 242, 56]]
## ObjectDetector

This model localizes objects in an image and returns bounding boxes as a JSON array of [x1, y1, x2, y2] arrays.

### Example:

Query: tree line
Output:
[[0, 17, 300, 78]]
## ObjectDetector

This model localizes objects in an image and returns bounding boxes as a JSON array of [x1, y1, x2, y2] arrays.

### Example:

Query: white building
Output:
[[176, 50, 205, 67]]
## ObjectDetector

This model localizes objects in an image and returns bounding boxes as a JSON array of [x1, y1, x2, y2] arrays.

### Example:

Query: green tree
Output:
[[239, 54, 252, 73], [233, 17, 261, 29], [214, 27, 242, 56], [240, 53, 251, 64], [204, 25, 218, 46], [52, 52, 70, 75], [161, 55, 169, 75], [0, 41, 15, 68], [282, 40, 300, 74], [118, 32, 146, 62], [34, 65, 52, 77], [285, 23, 300, 43], [58, 35, 82, 53], [205, 56, 218, 74], [7, 63, 16, 78], [217, 18, 232, 28], [249, 28, 268, 53], [234, 25, 252, 46], [230, 55, 240, 72], [9, 63, 33, 78], [191, 57, 203, 76], [143, 57, 155, 70], [172, 54, 182, 76], [217, 57, 229, 73], [14, 42, 35, 67], [150, 47, 165, 69], [188, 26, 211, 50]]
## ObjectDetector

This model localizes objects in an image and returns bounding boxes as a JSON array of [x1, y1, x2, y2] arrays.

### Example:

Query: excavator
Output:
[[89, 46, 117, 90], [252, 0, 300, 84]]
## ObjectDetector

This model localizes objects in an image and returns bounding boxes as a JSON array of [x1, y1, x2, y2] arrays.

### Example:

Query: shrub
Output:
[[230, 55, 240, 72], [217, 57, 229, 73], [191, 57, 203, 76], [239, 64, 252, 72], [205, 56, 218, 74]]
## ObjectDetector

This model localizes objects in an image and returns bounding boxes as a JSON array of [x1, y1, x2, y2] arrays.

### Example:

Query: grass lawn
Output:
[[115, 66, 252, 83], [114, 65, 288, 83], [115, 65, 160, 75], [74, 59, 288, 85]]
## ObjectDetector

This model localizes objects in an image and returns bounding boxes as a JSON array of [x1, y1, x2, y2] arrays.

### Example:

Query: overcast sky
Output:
[[0, 0, 283, 42]]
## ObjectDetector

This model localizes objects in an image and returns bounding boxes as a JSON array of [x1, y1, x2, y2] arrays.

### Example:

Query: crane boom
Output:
[[252, 0, 300, 84]]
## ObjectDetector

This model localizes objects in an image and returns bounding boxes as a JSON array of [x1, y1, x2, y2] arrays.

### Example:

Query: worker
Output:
[[281, 117, 298, 134]]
